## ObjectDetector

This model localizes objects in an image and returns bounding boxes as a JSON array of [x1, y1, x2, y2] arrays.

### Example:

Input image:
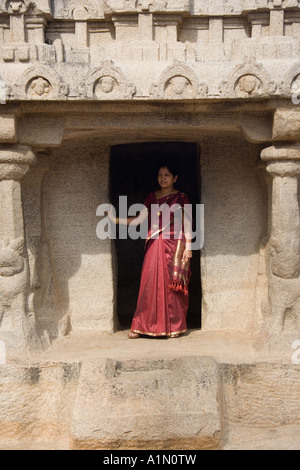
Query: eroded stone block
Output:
[[0, 115, 18, 143], [273, 109, 300, 141], [70, 356, 222, 450], [0, 362, 81, 444]]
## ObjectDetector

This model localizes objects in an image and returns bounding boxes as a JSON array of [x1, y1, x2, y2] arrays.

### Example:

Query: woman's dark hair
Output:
[[157, 160, 179, 177]]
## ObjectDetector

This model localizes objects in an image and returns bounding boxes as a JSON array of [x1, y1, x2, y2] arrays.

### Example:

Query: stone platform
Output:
[[0, 330, 299, 450]]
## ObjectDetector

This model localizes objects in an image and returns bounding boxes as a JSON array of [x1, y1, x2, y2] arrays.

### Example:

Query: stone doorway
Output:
[[110, 142, 201, 330]]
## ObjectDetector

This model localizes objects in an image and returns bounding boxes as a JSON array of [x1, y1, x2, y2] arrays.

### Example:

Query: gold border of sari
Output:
[[131, 328, 187, 337]]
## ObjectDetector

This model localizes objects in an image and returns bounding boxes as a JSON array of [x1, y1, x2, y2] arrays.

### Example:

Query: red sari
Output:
[[130, 191, 192, 337]]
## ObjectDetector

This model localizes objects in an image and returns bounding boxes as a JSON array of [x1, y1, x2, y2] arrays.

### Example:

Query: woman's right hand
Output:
[[105, 205, 117, 223]]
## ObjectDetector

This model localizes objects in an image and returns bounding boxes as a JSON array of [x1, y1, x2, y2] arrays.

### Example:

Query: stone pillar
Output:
[[261, 144, 300, 333], [0, 145, 37, 351], [261, 144, 300, 279]]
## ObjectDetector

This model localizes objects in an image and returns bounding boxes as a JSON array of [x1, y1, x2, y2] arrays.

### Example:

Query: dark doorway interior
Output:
[[110, 142, 201, 330]]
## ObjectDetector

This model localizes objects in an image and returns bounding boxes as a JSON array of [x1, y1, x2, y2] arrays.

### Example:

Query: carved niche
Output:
[[151, 62, 207, 99], [280, 63, 300, 100], [220, 62, 277, 99], [79, 62, 136, 100], [13, 65, 69, 100], [61, 0, 104, 19]]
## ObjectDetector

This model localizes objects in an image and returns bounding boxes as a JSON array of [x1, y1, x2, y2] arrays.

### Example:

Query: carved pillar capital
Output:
[[0, 145, 36, 180], [261, 144, 300, 173], [262, 144, 300, 179], [0, 145, 36, 244]]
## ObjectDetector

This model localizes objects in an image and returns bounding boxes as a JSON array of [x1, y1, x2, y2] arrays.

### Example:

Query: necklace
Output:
[[156, 190, 174, 216]]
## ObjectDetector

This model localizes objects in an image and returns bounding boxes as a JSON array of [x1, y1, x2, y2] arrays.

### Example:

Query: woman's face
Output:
[[158, 166, 178, 191]]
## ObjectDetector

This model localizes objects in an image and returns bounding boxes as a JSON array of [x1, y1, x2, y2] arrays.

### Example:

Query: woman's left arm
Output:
[[183, 206, 193, 264]]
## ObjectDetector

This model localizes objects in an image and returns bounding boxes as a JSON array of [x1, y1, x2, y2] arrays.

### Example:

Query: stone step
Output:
[[70, 357, 222, 450]]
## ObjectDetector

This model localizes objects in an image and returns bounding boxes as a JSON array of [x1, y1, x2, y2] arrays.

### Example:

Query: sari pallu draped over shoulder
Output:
[[130, 191, 192, 337]]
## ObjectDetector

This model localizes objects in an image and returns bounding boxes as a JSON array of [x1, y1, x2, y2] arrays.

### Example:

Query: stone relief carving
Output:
[[0, 0, 51, 15], [235, 74, 262, 98], [13, 65, 69, 100], [0, 237, 27, 328], [4, 0, 28, 14], [0, 235, 42, 349], [165, 76, 193, 98], [22, 155, 71, 344], [220, 62, 277, 99], [79, 62, 136, 100], [0, 238, 24, 278], [94, 76, 117, 97], [27, 77, 52, 98], [151, 63, 207, 99], [262, 261, 300, 334], [257, 231, 300, 335], [30, 238, 71, 341]]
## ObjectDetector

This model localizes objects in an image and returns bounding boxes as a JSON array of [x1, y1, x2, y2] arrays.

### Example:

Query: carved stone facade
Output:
[[0, 0, 300, 449], [0, 0, 299, 348], [0, 0, 298, 101]]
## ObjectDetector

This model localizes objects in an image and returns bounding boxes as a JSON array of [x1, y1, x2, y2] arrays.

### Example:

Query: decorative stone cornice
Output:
[[0, 1, 297, 104], [0, 0, 298, 20]]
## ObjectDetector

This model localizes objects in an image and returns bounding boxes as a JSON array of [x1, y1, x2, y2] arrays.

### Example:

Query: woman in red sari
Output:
[[109, 164, 193, 338]]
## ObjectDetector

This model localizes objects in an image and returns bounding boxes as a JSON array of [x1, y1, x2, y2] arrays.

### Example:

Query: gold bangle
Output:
[[115, 217, 119, 224]]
